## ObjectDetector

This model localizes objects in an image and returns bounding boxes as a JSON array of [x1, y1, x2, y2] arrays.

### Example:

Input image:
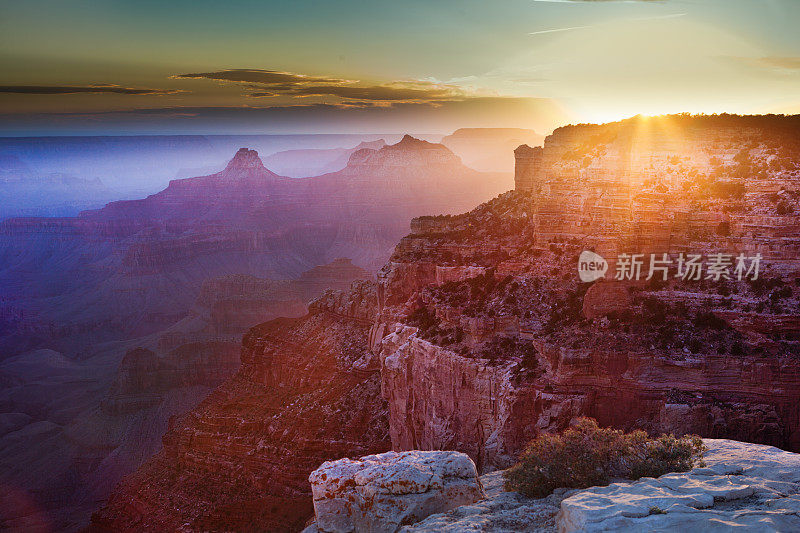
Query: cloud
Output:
[[0, 85, 185, 95], [749, 57, 800, 70], [529, 12, 685, 34], [172, 69, 351, 86], [528, 24, 595, 35], [0, 96, 570, 136], [724, 56, 800, 75], [174, 68, 465, 103], [249, 84, 461, 102], [531, 0, 666, 3]]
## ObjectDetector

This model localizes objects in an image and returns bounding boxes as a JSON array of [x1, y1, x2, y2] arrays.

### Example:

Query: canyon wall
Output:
[[373, 115, 800, 470]]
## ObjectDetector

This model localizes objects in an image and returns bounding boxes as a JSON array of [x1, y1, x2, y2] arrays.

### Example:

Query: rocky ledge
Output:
[[395, 439, 800, 532], [558, 438, 800, 532]]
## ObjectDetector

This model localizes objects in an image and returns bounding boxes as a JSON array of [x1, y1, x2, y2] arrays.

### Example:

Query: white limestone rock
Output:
[[308, 450, 484, 533], [401, 471, 577, 533], [557, 438, 800, 532], [309, 439, 800, 533]]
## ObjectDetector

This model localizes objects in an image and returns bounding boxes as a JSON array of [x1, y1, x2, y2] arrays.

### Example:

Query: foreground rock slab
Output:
[[558, 439, 800, 532], [402, 471, 576, 533], [307, 450, 484, 532]]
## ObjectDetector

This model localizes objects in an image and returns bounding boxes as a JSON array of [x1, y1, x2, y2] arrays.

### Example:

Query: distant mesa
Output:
[[219, 147, 277, 179], [394, 134, 435, 149], [389, 134, 457, 154], [443, 127, 541, 142], [224, 147, 265, 169], [352, 139, 387, 151], [347, 134, 460, 168], [442, 127, 544, 173], [262, 139, 387, 178]]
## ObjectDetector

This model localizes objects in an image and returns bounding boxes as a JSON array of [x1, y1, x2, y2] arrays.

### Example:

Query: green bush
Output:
[[504, 418, 705, 498]]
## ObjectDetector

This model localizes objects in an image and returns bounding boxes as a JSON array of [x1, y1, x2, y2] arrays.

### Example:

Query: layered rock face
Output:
[[374, 114, 800, 470], [1, 138, 506, 528], [0, 340, 241, 532], [91, 282, 391, 532], [513, 144, 542, 191], [512, 115, 800, 269], [0, 257, 369, 530]]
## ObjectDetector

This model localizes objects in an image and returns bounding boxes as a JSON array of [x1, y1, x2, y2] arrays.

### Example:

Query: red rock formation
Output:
[[91, 282, 389, 532], [374, 115, 800, 469]]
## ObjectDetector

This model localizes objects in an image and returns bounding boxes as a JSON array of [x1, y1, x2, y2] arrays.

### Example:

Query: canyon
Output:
[[0, 136, 509, 530], [0, 136, 509, 358], [92, 282, 389, 532], [92, 114, 800, 531]]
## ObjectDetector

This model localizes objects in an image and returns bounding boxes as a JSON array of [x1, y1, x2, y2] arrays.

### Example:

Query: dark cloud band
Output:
[[0, 85, 185, 95], [172, 69, 349, 85], [250, 84, 459, 102], [173, 68, 461, 103]]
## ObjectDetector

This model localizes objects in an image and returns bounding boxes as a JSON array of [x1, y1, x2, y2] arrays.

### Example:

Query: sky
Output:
[[1, 0, 799, 135]]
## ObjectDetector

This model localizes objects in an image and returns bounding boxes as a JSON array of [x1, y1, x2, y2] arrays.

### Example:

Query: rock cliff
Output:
[[373, 115, 800, 471], [2, 137, 507, 528]]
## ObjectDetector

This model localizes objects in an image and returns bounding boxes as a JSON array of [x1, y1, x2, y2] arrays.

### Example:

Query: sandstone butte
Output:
[[92, 114, 800, 531]]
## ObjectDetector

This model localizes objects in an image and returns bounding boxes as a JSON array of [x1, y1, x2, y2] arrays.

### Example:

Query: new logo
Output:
[[578, 250, 608, 282]]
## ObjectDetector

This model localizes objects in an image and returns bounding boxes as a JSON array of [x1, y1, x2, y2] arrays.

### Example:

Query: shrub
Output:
[[504, 418, 705, 498], [710, 181, 745, 199], [640, 296, 667, 323], [688, 338, 703, 353], [407, 305, 438, 334], [694, 310, 728, 330], [476, 335, 539, 367]]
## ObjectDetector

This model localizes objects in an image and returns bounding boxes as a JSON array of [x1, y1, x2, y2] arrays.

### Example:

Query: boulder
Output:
[[308, 450, 485, 532], [581, 281, 633, 320]]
